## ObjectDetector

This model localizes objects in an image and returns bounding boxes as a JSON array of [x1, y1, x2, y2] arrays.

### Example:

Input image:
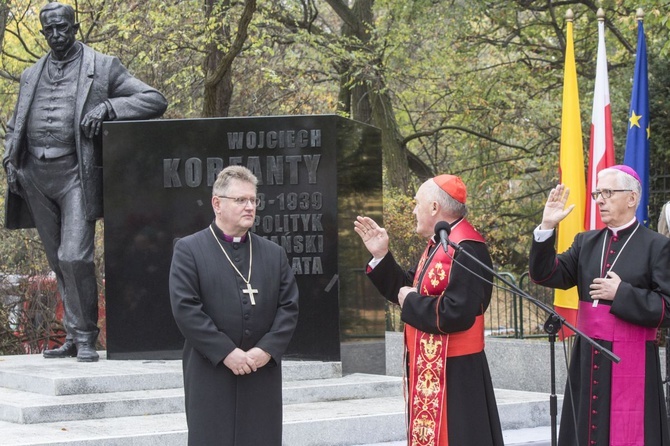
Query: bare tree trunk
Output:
[[0, 0, 9, 53], [369, 89, 411, 190], [202, 0, 256, 117], [203, 51, 234, 117], [326, 0, 412, 192], [344, 0, 373, 124]]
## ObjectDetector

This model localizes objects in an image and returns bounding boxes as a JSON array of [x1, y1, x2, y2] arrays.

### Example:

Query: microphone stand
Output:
[[443, 238, 619, 446]]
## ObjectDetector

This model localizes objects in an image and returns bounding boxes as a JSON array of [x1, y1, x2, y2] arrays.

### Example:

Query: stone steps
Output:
[[0, 354, 340, 396], [0, 373, 402, 425], [0, 393, 555, 446], [0, 352, 559, 446]]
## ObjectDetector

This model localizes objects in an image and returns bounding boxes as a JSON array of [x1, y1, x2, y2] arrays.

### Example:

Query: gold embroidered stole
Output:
[[404, 220, 486, 446]]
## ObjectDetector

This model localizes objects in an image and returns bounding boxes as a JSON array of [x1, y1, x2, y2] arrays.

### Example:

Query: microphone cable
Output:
[[441, 243, 579, 446]]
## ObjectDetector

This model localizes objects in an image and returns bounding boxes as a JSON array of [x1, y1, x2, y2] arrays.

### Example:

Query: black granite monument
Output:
[[103, 115, 383, 361]]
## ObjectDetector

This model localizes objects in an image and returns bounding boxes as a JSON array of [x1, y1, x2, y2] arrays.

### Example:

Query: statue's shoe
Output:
[[43, 341, 77, 358], [76, 342, 99, 362]]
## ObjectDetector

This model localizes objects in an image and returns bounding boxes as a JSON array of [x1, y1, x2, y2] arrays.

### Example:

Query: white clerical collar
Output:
[[608, 217, 637, 236], [210, 222, 248, 243], [430, 218, 463, 244]]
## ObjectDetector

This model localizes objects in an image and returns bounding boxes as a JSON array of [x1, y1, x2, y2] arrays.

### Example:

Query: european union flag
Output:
[[623, 18, 649, 226]]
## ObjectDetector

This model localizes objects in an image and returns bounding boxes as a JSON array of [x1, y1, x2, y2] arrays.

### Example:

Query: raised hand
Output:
[[354, 216, 389, 260], [541, 184, 575, 230]]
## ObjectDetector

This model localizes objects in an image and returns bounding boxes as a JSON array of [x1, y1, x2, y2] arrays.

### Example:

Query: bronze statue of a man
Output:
[[3, 2, 168, 362]]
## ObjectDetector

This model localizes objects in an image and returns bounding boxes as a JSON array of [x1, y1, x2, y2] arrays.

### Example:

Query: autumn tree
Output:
[[203, 0, 257, 117], [256, 1, 670, 270], [0, 0, 8, 52], [1, 0, 670, 273]]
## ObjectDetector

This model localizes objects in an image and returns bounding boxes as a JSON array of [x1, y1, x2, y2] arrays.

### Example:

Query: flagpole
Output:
[[553, 6, 585, 342], [548, 12, 586, 444], [586, 8, 616, 230], [623, 8, 650, 226]]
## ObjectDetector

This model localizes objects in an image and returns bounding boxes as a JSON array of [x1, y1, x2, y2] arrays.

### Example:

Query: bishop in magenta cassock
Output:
[[530, 165, 670, 446], [355, 174, 504, 446]]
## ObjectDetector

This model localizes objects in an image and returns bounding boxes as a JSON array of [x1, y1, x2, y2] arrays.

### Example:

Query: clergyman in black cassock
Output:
[[529, 166, 670, 446], [170, 166, 299, 446]]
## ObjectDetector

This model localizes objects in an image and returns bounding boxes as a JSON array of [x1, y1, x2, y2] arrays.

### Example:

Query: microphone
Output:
[[434, 221, 452, 252]]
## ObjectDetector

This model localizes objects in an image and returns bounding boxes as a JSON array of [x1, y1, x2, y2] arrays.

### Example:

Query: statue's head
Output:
[[39, 2, 80, 58]]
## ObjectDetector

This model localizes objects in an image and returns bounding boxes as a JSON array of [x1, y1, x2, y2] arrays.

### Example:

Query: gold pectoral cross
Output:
[[242, 283, 258, 305]]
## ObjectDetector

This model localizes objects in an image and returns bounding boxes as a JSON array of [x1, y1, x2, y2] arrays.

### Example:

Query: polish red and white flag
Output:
[[585, 15, 616, 230]]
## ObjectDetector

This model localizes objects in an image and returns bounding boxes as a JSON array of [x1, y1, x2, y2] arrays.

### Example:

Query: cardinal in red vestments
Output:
[[355, 174, 504, 446]]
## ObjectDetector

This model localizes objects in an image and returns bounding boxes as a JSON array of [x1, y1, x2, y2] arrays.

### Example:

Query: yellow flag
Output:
[[554, 12, 585, 332]]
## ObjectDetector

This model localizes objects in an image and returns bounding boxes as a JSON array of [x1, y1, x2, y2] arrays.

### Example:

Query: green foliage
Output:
[[381, 188, 423, 331], [1, 0, 670, 337], [383, 188, 424, 268], [372, 1, 670, 272], [648, 55, 670, 227]]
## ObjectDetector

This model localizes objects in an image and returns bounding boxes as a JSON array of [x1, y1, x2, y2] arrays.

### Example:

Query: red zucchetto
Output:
[[433, 174, 467, 204]]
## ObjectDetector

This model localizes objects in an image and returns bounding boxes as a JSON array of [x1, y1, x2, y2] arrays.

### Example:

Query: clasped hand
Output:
[[223, 347, 271, 375]]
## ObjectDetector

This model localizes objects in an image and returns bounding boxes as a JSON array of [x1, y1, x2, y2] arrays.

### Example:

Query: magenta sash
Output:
[[577, 301, 656, 446]]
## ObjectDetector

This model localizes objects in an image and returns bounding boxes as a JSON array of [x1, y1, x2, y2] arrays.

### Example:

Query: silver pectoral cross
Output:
[[242, 283, 259, 305]]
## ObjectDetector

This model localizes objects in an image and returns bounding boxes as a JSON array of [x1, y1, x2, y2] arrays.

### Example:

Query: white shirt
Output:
[[532, 216, 638, 242]]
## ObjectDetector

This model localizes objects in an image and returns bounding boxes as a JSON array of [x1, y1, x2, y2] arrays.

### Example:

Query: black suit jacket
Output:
[[3, 43, 167, 228]]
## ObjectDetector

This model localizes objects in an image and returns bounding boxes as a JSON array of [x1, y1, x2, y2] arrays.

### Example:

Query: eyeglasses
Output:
[[590, 189, 633, 200], [216, 196, 260, 207]]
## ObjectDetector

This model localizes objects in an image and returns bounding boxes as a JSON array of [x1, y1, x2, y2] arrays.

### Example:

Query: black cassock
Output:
[[170, 225, 299, 446], [530, 222, 670, 446]]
